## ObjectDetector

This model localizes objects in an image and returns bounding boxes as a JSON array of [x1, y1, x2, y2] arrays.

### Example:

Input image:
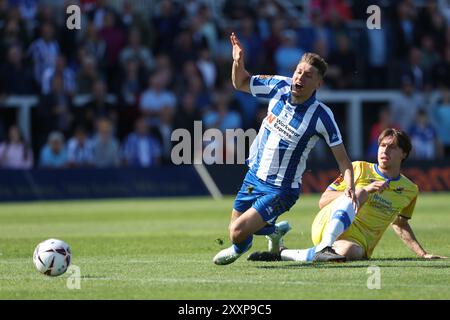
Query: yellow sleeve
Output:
[[327, 161, 363, 191], [399, 195, 417, 220]]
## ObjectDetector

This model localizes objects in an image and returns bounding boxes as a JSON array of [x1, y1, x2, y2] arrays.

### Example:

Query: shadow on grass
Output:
[[251, 258, 450, 270]]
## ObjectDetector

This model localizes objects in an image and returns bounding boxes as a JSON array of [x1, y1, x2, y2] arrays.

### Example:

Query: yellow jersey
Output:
[[312, 161, 419, 258]]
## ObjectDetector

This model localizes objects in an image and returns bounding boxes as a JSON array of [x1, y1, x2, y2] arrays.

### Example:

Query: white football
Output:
[[33, 239, 71, 276]]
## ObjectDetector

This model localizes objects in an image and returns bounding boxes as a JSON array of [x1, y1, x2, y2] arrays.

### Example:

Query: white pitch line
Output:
[[1, 276, 448, 289]]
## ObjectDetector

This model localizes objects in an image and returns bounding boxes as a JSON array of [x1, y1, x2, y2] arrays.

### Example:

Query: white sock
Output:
[[315, 196, 356, 252], [281, 247, 316, 262]]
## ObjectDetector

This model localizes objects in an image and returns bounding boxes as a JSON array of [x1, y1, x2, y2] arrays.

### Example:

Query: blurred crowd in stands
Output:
[[0, 0, 450, 170]]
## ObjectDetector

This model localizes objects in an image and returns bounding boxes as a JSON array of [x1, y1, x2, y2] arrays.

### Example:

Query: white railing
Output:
[[2, 90, 440, 158], [1, 94, 117, 144]]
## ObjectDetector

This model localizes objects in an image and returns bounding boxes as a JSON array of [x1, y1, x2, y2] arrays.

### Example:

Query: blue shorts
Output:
[[233, 170, 301, 225]]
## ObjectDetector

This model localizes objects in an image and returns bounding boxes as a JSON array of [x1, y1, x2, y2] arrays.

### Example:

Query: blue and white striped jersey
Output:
[[247, 75, 343, 189]]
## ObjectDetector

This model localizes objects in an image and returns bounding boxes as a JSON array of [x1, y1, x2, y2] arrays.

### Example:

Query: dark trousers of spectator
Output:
[[444, 146, 450, 158], [366, 66, 388, 89]]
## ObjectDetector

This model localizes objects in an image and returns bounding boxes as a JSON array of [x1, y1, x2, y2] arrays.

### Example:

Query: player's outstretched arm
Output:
[[230, 32, 251, 93], [392, 216, 448, 259], [330, 144, 359, 212], [319, 180, 387, 209]]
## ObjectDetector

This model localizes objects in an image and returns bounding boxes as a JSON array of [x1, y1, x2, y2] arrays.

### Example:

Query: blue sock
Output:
[[254, 225, 276, 236], [232, 235, 253, 254]]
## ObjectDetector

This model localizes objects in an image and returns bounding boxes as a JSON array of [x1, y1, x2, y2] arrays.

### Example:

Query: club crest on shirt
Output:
[[393, 187, 404, 194]]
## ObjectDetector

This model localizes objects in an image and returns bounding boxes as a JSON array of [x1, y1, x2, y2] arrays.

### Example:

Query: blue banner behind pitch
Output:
[[0, 166, 208, 202]]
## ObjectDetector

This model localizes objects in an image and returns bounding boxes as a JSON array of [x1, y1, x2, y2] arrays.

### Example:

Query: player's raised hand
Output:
[[230, 32, 244, 63]]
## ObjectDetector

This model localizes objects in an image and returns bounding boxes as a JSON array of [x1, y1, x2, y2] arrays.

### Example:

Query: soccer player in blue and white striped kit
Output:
[[213, 33, 359, 265]]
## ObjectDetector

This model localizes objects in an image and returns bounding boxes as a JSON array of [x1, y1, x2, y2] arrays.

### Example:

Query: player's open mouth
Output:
[[293, 83, 304, 91]]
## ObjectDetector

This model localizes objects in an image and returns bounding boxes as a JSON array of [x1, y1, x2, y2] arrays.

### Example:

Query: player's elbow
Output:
[[232, 74, 250, 93], [319, 192, 333, 209], [231, 80, 241, 90], [318, 197, 327, 210], [233, 80, 247, 92]]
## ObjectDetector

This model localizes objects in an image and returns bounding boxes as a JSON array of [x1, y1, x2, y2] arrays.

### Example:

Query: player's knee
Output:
[[333, 241, 365, 261], [229, 223, 246, 243]]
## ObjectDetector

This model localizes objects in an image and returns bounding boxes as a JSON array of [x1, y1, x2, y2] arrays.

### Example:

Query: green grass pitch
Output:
[[0, 193, 449, 299]]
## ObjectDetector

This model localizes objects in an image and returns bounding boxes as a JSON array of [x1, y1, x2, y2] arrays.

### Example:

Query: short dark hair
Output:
[[300, 52, 328, 78], [378, 128, 412, 162]]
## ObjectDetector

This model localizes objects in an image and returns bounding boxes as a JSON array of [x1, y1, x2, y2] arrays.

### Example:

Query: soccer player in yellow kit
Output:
[[249, 128, 447, 262]]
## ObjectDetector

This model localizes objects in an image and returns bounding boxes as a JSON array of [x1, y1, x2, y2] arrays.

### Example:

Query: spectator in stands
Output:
[[28, 22, 59, 87], [432, 88, 450, 157], [238, 15, 263, 70], [151, 0, 182, 55], [0, 125, 33, 169], [298, 8, 330, 54], [39, 131, 68, 168], [66, 126, 94, 168], [417, 3, 447, 54], [432, 45, 450, 88], [122, 117, 161, 167], [203, 90, 242, 132], [214, 25, 234, 84], [116, 57, 145, 139], [390, 76, 425, 131], [0, 44, 34, 95], [79, 22, 107, 70], [76, 54, 100, 94], [418, 35, 440, 81], [327, 33, 356, 89], [99, 10, 126, 91], [274, 29, 305, 77], [157, 103, 175, 163], [41, 54, 76, 95], [173, 91, 202, 136], [192, 3, 218, 53], [363, 13, 391, 89], [119, 28, 155, 72], [91, 118, 120, 168], [255, 0, 282, 42], [0, 13, 29, 61], [175, 61, 211, 110], [139, 71, 176, 127], [367, 107, 399, 159], [38, 74, 74, 139], [408, 109, 441, 159], [401, 47, 430, 91], [262, 16, 284, 74], [119, 58, 143, 108], [392, 1, 419, 60], [196, 47, 217, 89], [311, 0, 353, 24], [79, 79, 118, 134], [86, 0, 113, 31], [120, 0, 138, 32], [171, 29, 199, 70]]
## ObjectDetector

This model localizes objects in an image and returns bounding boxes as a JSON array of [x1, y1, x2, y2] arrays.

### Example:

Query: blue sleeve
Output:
[[250, 75, 291, 99]]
